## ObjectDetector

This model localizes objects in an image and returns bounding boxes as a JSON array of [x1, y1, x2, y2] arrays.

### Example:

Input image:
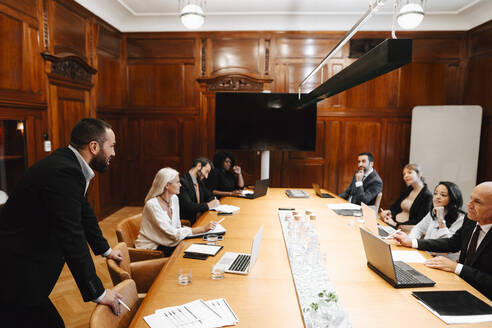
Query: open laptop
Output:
[[359, 227, 435, 288], [237, 179, 269, 199], [215, 225, 264, 275], [361, 203, 396, 238], [312, 183, 334, 198]]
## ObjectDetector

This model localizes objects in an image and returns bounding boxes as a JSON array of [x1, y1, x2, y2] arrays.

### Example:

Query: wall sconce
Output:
[[397, 0, 425, 29], [16, 121, 24, 135], [179, 0, 205, 29]]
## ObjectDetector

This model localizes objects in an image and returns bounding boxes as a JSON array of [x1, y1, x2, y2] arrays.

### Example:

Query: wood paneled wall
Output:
[[0, 0, 490, 211]]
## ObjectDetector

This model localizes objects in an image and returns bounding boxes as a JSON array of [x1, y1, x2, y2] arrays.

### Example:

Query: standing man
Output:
[[0, 118, 124, 327], [394, 182, 492, 300], [179, 157, 220, 225], [339, 152, 383, 205]]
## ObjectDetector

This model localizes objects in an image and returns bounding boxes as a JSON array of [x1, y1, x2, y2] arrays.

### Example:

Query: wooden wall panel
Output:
[[97, 54, 122, 108], [0, 0, 37, 19], [0, 12, 23, 91], [210, 38, 261, 75], [127, 38, 195, 59], [51, 0, 86, 58]]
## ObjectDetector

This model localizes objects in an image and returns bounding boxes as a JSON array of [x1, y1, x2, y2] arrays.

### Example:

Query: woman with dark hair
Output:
[[380, 163, 433, 228], [402, 181, 465, 261], [205, 151, 244, 197]]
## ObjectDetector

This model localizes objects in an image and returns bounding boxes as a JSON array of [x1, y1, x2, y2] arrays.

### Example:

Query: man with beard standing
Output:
[[0, 118, 124, 327], [339, 152, 383, 205]]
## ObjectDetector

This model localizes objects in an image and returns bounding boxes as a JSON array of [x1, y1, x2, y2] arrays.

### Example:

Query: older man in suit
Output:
[[0, 118, 124, 327], [394, 182, 492, 300], [339, 152, 383, 205]]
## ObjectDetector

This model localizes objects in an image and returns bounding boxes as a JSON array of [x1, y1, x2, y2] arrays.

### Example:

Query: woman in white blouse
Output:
[[135, 167, 216, 256], [404, 181, 465, 261]]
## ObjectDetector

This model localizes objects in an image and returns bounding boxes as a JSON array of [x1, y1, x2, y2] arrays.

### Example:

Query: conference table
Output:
[[129, 188, 491, 327]]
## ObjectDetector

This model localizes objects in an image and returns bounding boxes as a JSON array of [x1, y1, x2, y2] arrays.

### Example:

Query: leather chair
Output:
[[89, 279, 141, 328], [116, 214, 164, 262], [107, 242, 168, 294], [116, 213, 191, 262]]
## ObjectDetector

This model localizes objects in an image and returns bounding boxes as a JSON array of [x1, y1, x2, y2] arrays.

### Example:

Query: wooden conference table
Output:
[[129, 188, 491, 327]]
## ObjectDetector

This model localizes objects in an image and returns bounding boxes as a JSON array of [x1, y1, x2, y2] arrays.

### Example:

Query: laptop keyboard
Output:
[[394, 264, 423, 284], [229, 254, 251, 272]]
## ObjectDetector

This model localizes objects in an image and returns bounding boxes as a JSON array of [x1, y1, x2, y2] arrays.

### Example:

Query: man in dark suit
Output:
[[179, 157, 220, 225], [0, 118, 124, 327], [339, 152, 383, 205], [394, 182, 492, 300]]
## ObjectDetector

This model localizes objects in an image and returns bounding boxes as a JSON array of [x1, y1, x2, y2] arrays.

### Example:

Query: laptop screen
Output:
[[359, 227, 397, 282], [361, 203, 379, 235], [249, 225, 264, 269]]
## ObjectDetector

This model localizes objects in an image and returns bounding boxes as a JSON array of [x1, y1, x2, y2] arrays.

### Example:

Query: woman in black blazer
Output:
[[381, 163, 433, 228]]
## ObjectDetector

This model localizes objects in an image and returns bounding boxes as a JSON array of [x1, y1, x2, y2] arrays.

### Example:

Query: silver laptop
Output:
[[215, 225, 264, 275], [359, 227, 435, 288], [312, 183, 333, 198], [361, 203, 396, 238], [237, 179, 269, 199]]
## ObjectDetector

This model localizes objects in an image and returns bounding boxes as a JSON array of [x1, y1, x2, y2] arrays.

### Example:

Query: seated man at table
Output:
[[339, 152, 383, 205], [394, 182, 492, 300], [178, 157, 220, 225]]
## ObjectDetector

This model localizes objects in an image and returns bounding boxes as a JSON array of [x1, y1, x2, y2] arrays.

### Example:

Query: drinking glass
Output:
[[177, 268, 192, 285]]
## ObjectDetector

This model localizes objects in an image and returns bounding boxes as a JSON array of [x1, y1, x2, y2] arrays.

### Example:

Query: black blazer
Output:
[[418, 217, 492, 300], [339, 170, 383, 205], [205, 168, 240, 193], [178, 172, 214, 225], [389, 184, 433, 227], [0, 148, 109, 305]]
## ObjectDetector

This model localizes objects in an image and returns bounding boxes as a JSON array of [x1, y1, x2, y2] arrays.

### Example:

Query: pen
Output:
[[216, 217, 225, 224], [118, 298, 131, 312]]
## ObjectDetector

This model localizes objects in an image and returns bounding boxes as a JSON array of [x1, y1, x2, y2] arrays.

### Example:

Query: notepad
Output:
[[185, 243, 223, 256], [412, 291, 492, 324], [210, 204, 240, 213], [184, 223, 226, 239]]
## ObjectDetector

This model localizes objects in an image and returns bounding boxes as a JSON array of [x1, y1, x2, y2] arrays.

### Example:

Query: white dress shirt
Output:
[[135, 195, 192, 249]]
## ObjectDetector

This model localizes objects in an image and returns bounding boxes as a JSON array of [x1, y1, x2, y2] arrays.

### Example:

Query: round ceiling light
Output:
[[180, 3, 205, 29], [397, 2, 424, 29]]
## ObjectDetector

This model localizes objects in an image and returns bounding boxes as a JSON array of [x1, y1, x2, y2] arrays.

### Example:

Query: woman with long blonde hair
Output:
[[135, 167, 216, 256]]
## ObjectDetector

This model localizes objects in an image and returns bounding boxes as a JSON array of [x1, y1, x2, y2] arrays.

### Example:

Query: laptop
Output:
[[215, 225, 264, 275], [312, 183, 333, 198], [237, 179, 269, 199], [359, 227, 435, 288], [361, 203, 396, 238]]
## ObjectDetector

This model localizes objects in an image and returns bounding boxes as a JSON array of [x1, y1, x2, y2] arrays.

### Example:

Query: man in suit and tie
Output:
[[0, 118, 124, 327], [179, 157, 220, 225], [339, 152, 383, 205], [394, 182, 492, 300]]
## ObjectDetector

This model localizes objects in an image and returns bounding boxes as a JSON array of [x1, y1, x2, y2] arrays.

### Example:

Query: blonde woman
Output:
[[135, 167, 216, 256]]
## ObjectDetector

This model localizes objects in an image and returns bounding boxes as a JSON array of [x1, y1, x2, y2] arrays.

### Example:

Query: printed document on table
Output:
[[240, 190, 254, 196], [185, 244, 222, 256], [391, 250, 426, 263], [327, 203, 361, 210], [210, 204, 240, 213], [185, 223, 226, 239]]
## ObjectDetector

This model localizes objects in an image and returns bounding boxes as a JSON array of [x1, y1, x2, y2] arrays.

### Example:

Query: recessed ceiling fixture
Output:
[[179, 0, 205, 29], [397, 0, 425, 29]]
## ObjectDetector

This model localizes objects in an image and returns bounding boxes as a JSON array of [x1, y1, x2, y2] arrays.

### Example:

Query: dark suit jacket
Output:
[[339, 170, 383, 205], [418, 217, 492, 300], [0, 148, 109, 305], [389, 184, 433, 227], [178, 172, 214, 225], [205, 168, 240, 193]]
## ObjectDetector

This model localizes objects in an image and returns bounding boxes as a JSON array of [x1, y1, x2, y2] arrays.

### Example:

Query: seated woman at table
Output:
[[135, 167, 216, 257], [205, 151, 244, 197], [380, 163, 433, 228], [398, 181, 465, 261]]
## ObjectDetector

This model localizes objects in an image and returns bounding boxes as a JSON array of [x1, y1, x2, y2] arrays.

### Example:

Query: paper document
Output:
[[185, 244, 222, 256], [240, 190, 254, 196], [327, 203, 361, 210], [391, 250, 426, 263], [211, 204, 240, 213], [185, 223, 226, 239]]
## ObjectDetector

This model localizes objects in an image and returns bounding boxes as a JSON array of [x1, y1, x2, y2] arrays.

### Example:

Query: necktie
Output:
[[465, 225, 481, 265], [194, 182, 200, 203]]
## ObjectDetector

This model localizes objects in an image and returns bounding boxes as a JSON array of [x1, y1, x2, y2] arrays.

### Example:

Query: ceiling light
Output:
[[179, 1, 205, 29], [397, 0, 425, 29]]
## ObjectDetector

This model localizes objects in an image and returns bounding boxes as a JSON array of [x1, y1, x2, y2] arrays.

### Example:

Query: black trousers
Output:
[[157, 244, 177, 257], [0, 297, 65, 328]]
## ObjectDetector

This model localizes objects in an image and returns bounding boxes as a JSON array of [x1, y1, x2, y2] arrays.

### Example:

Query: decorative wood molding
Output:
[[201, 38, 206, 76], [42, 0, 49, 51], [197, 74, 273, 92], [41, 52, 97, 83], [265, 39, 270, 76]]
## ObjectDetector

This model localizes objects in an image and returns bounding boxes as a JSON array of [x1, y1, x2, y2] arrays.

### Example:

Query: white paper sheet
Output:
[[210, 204, 240, 213], [185, 244, 222, 256], [391, 250, 427, 263], [327, 203, 361, 210]]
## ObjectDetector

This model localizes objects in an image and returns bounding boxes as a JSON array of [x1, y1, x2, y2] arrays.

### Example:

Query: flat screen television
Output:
[[215, 92, 317, 151]]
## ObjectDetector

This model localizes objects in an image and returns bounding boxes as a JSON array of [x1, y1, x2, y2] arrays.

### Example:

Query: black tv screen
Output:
[[215, 92, 317, 151]]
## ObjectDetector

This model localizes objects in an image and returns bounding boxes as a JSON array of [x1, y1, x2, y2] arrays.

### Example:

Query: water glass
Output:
[[211, 264, 225, 280], [177, 268, 192, 285], [204, 234, 218, 245]]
